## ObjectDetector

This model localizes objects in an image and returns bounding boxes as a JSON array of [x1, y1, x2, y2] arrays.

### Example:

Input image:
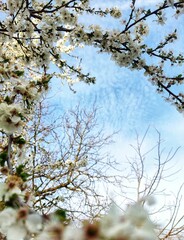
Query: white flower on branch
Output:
[[25, 213, 43, 234], [0, 180, 22, 203], [63, 225, 83, 240], [167, 0, 175, 7], [0, 103, 24, 134], [6, 224, 27, 240], [13, 80, 40, 101], [110, 7, 122, 19], [0, 208, 17, 233], [101, 202, 158, 240]]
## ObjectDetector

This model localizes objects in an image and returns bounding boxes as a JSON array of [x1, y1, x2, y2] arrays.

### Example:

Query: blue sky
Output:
[[50, 0, 184, 136]]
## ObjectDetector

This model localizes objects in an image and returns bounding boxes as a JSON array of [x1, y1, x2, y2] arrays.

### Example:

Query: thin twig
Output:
[[7, 134, 13, 174]]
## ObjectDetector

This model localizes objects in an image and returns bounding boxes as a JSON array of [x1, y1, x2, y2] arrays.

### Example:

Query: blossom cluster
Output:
[[0, 102, 23, 134], [0, 0, 183, 109], [0, 177, 158, 240]]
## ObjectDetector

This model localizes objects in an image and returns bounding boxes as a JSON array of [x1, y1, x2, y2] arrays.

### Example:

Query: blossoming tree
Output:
[[0, 0, 184, 239]]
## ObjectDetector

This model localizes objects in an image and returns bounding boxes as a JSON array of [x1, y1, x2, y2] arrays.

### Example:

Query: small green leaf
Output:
[[18, 113, 25, 120], [3, 59, 9, 63], [13, 71, 24, 77], [4, 96, 11, 104], [176, 74, 182, 78], [16, 165, 29, 181], [14, 137, 26, 145], [16, 164, 24, 175], [147, 9, 151, 15], [20, 172, 29, 182], [5, 194, 19, 208], [54, 209, 67, 222], [0, 151, 8, 167]]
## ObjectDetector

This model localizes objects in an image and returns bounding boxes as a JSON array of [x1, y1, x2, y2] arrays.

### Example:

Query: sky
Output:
[[50, 0, 184, 137], [46, 0, 184, 227]]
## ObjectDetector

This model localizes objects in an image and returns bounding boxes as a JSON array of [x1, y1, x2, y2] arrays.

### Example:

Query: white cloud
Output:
[[91, 0, 161, 10]]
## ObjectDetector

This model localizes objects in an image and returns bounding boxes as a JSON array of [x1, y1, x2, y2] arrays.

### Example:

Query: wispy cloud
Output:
[[91, 0, 161, 10]]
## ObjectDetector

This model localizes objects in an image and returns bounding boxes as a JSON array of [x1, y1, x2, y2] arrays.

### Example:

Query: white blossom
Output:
[[167, 0, 175, 7], [63, 225, 84, 240], [110, 7, 122, 18], [0, 103, 23, 134], [0, 208, 17, 233], [25, 213, 43, 233], [6, 224, 27, 240]]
